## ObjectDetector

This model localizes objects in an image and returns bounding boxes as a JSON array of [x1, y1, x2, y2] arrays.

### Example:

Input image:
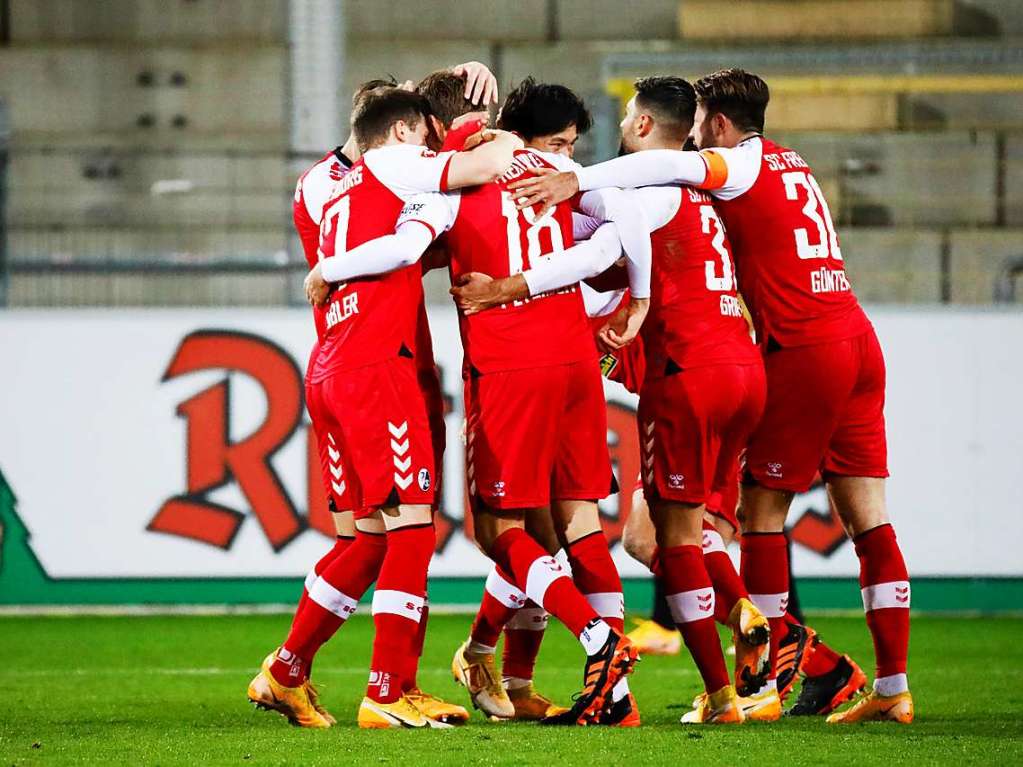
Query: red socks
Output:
[[567, 533, 625, 634], [272, 531, 386, 685], [855, 524, 910, 693], [293, 534, 355, 625], [502, 602, 548, 682], [470, 566, 526, 649], [740, 532, 789, 681], [661, 544, 731, 694], [367, 524, 435, 704], [701, 521, 748, 624], [400, 597, 429, 693], [490, 528, 598, 640]]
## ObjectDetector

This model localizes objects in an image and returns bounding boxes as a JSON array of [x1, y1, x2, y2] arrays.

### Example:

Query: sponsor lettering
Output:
[[765, 151, 808, 172]]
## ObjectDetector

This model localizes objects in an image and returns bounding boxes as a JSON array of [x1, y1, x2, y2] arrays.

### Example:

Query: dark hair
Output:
[[633, 76, 697, 139], [352, 77, 398, 108], [497, 77, 592, 139], [351, 87, 429, 152], [416, 70, 476, 128], [694, 68, 770, 134]]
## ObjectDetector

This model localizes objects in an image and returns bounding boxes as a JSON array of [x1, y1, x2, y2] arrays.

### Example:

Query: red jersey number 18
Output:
[[501, 191, 565, 274]]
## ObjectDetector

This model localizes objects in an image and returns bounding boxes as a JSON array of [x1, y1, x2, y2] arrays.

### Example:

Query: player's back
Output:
[[630, 184, 758, 376], [710, 136, 869, 347], [445, 149, 594, 375], [309, 145, 430, 382], [294, 148, 351, 347]]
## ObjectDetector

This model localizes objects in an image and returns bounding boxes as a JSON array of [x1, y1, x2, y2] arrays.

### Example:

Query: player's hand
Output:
[[508, 169, 579, 214], [304, 264, 330, 307], [599, 297, 649, 350], [444, 111, 489, 152], [450, 271, 498, 315], [452, 62, 499, 106]]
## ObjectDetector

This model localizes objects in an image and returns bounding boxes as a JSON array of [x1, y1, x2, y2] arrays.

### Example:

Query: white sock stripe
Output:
[[371, 589, 425, 622], [749, 592, 789, 619], [485, 567, 528, 609], [666, 588, 715, 624], [861, 581, 911, 611], [308, 577, 358, 620], [701, 529, 727, 554], [507, 606, 549, 631], [585, 592, 624, 620], [873, 673, 909, 696], [524, 556, 571, 608], [303, 569, 318, 592]]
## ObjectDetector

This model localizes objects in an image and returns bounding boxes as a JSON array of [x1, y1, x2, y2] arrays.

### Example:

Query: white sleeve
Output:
[[319, 193, 456, 282], [628, 186, 683, 231], [700, 140, 763, 200], [522, 223, 623, 296], [576, 188, 652, 299], [319, 222, 436, 283], [572, 211, 603, 241], [574, 150, 710, 191], [363, 144, 458, 199], [581, 282, 626, 319]]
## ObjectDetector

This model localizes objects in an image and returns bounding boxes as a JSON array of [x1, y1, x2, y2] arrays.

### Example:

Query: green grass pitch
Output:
[[1, 613, 1021, 765]]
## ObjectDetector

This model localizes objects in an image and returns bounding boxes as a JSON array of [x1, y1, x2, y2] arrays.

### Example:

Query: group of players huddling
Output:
[[246, 60, 913, 730]]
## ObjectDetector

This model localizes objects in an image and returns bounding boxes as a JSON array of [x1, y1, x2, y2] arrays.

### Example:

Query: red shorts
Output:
[[417, 362, 447, 499], [745, 328, 888, 493], [306, 357, 436, 514], [465, 359, 614, 509], [599, 335, 646, 396], [639, 362, 766, 507], [706, 457, 741, 533], [306, 380, 356, 513]]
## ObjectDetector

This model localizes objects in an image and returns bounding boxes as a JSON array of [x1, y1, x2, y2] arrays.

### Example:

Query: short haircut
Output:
[[694, 68, 770, 134], [351, 87, 429, 152], [352, 76, 398, 108], [416, 70, 476, 128], [633, 76, 697, 139], [497, 77, 592, 139]]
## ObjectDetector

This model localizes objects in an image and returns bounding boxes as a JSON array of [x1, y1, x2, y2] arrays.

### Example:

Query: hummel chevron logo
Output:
[[327, 433, 336, 445], [329, 463, 343, 480], [394, 473, 413, 490], [387, 421, 408, 438], [331, 480, 346, 496], [644, 438, 654, 454], [644, 421, 654, 436], [393, 456, 412, 472], [390, 438, 410, 455], [327, 446, 340, 462]]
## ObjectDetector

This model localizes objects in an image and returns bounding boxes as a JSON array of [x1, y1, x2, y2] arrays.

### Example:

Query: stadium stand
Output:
[[0, 0, 1020, 306]]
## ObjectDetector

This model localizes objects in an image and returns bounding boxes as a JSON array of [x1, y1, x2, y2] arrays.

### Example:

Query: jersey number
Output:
[[501, 192, 564, 274], [317, 196, 351, 262], [781, 171, 842, 261], [700, 205, 736, 292]]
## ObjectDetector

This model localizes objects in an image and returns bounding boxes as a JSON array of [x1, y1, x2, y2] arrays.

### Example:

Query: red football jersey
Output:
[[629, 185, 759, 375], [420, 149, 595, 375], [308, 143, 454, 382], [293, 148, 352, 347], [706, 137, 870, 347]]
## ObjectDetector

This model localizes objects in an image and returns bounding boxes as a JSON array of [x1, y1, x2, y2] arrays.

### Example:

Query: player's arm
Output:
[[304, 194, 452, 306], [575, 187, 652, 300], [443, 129, 523, 189], [450, 222, 624, 315], [507, 149, 731, 211]]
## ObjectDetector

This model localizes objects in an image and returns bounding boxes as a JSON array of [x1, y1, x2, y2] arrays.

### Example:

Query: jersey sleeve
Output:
[[574, 150, 709, 192], [698, 140, 762, 201], [576, 187, 653, 299], [627, 186, 682, 231], [521, 222, 623, 296], [572, 211, 603, 241], [365, 145, 458, 199], [395, 192, 460, 240]]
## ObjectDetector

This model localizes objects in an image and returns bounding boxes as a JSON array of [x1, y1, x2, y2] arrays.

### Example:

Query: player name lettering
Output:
[[334, 165, 363, 195], [719, 295, 743, 317], [498, 151, 551, 185], [764, 151, 808, 172], [325, 292, 359, 329], [504, 284, 576, 309], [810, 267, 851, 295]]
